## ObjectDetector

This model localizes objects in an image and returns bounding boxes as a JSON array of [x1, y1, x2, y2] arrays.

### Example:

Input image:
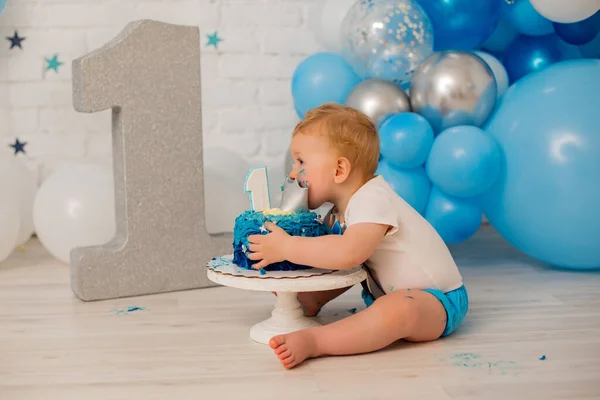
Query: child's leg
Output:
[[269, 289, 446, 369], [297, 286, 353, 316], [272, 286, 354, 317]]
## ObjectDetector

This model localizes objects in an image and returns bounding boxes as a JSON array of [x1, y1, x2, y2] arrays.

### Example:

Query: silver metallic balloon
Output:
[[279, 176, 309, 212], [284, 151, 293, 177], [409, 51, 497, 133], [345, 78, 411, 126], [341, 0, 434, 85]]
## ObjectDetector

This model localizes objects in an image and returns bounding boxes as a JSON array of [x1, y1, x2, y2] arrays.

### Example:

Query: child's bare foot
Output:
[[296, 292, 323, 317], [269, 330, 320, 369]]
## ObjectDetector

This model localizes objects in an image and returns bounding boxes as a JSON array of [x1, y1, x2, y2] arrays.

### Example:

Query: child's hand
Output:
[[247, 222, 291, 270]]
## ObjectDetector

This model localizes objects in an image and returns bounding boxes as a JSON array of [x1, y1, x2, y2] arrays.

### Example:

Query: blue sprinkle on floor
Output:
[[110, 306, 147, 315], [539, 355, 546, 360]]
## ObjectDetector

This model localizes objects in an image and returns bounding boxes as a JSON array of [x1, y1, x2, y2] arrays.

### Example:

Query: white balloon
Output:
[[33, 163, 116, 264], [0, 177, 20, 264], [530, 0, 600, 23], [0, 152, 38, 246], [311, 0, 357, 53], [475, 51, 509, 99]]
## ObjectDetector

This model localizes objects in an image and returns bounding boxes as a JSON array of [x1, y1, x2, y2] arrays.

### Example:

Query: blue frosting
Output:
[[232, 209, 332, 271]]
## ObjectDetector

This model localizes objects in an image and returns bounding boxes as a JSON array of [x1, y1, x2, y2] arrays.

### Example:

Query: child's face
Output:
[[289, 133, 337, 210]]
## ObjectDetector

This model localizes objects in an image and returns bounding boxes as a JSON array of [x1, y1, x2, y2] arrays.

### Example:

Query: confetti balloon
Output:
[[341, 0, 434, 85]]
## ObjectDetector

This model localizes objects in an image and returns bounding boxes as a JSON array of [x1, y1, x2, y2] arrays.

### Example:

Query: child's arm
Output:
[[247, 222, 389, 271]]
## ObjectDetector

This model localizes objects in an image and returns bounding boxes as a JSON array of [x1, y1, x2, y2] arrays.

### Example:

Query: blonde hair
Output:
[[292, 103, 380, 180]]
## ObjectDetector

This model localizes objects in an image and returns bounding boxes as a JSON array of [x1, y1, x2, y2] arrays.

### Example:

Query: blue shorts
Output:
[[361, 285, 468, 337]]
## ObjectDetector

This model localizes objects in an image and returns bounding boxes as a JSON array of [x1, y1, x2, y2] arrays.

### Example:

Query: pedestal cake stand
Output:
[[207, 255, 367, 345]]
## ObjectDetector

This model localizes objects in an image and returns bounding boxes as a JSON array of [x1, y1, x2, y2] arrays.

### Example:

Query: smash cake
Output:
[[232, 168, 332, 273]]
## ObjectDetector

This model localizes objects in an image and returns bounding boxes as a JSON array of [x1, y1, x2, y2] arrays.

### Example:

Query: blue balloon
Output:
[[557, 38, 584, 60], [426, 126, 502, 198], [294, 102, 304, 119], [376, 160, 432, 215], [554, 11, 600, 46], [417, 0, 502, 51], [579, 30, 600, 58], [291, 53, 361, 117], [425, 187, 482, 244], [503, 34, 565, 83], [482, 59, 600, 270], [502, 0, 553, 36], [0, 0, 5, 14], [482, 18, 519, 53], [379, 112, 434, 169]]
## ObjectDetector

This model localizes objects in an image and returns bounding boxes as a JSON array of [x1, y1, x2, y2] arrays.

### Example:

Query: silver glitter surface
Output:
[[341, 0, 434, 85], [71, 20, 231, 301]]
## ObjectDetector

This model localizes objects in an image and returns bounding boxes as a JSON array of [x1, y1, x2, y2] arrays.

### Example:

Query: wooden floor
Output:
[[1, 225, 599, 400]]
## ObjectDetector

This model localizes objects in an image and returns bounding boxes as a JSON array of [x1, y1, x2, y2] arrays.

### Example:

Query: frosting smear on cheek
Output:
[[297, 169, 309, 188]]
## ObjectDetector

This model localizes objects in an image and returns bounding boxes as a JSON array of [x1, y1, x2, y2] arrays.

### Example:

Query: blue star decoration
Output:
[[45, 54, 64, 72], [9, 138, 27, 155], [6, 31, 26, 50], [206, 31, 223, 48]]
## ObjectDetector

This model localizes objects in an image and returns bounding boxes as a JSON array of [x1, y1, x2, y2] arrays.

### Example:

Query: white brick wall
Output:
[[0, 0, 320, 184]]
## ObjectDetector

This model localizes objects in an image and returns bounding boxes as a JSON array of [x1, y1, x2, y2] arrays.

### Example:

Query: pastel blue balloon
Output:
[[482, 18, 519, 53], [292, 52, 361, 117], [417, 0, 502, 51], [502, 0, 553, 36], [376, 160, 431, 215], [554, 11, 600, 46], [426, 125, 502, 197], [503, 34, 564, 83], [425, 187, 482, 244], [0, 0, 5, 14], [482, 59, 600, 270], [379, 112, 434, 168]]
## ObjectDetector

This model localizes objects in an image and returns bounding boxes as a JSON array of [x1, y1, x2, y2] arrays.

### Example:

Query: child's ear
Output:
[[334, 157, 351, 184]]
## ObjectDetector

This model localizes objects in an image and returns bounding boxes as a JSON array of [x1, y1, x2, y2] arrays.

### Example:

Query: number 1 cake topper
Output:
[[244, 166, 272, 212]]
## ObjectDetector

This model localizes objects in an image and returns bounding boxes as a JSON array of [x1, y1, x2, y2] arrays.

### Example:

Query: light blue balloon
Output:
[[482, 18, 519, 53], [379, 112, 434, 169], [425, 187, 482, 244], [0, 0, 6, 14], [376, 160, 432, 215], [502, 0, 553, 36], [481, 59, 600, 270], [426, 126, 502, 197], [291, 52, 361, 117], [417, 0, 502, 51]]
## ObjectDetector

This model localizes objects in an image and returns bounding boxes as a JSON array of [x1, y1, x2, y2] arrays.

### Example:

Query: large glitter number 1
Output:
[[70, 20, 232, 301]]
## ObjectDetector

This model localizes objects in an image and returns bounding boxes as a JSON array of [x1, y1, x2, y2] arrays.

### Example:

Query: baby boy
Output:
[[247, 103, 468, 369]]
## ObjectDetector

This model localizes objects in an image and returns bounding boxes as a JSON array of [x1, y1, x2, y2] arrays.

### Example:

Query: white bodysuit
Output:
[[337, 175, 464, 298]]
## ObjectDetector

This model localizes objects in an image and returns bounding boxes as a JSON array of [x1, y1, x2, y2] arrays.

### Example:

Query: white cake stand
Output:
[[207, 255, 367, 345]]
